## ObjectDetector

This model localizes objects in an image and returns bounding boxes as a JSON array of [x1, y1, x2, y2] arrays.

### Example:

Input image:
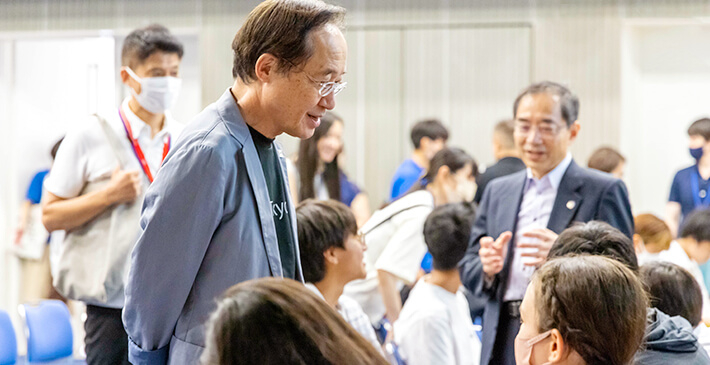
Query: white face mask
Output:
[[454, 174, 476, 203], [124, 67, 182, 114]]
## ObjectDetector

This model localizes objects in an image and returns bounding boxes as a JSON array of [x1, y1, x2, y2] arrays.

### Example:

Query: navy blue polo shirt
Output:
[[669, 165, 710, 223]]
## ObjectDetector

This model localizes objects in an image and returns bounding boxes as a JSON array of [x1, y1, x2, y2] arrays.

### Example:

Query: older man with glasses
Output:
[[459, 81, 634, 365], [122, 1, 348, 364]]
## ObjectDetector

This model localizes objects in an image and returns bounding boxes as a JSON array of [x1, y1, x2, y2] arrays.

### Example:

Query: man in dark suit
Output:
[[474, 119, 526, 205], [459, 81, 634, 365]]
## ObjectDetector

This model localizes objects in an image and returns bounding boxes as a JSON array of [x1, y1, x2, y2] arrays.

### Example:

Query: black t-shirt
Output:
[[248, 126, 296, 279]]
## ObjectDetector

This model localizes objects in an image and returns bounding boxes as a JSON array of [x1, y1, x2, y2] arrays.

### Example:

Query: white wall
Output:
[[278, 25, 531, 206], [621, 22, 710, 217]]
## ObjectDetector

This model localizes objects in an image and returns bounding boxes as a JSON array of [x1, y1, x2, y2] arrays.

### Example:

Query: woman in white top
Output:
[[344, 147, 478, 327]]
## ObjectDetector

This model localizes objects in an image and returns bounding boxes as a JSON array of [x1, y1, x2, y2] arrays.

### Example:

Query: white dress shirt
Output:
[[46, 98, 183, 198], [503, 153, 572, 302]]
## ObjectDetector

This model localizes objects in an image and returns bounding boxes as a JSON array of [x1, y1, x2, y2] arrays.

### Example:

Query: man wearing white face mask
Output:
[[42, 24, 184, 365]]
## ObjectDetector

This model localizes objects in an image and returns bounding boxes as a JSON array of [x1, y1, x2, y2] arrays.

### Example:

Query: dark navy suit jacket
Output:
[[459, 160, 634, 365]]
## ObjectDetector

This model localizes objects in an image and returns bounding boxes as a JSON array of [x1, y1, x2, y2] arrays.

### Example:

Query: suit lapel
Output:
[[547, 161, 583, 234], [500, 171, 528, 271], [216, 89, 283, 277]]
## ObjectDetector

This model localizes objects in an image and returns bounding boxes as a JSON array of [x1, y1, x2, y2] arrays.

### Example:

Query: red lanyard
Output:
[[118, 108, 170, 183]]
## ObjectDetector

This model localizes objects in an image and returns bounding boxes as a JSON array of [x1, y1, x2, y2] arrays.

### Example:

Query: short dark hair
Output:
[[411, 119, 449, 149], [548, 221, 639, 274], [587, 146, 625, 174], [121, 24, 184, 69], [688, 118, 710, 141], [423, 203, 475, 271], [231, 0, 346, 82], [296, 199, 357, 283], [513, 81, 579, 127], [640, 262, 703, 327], [493, 119, 515, 150], [534, 256, 648, 365], [680, 209, 710, 242]]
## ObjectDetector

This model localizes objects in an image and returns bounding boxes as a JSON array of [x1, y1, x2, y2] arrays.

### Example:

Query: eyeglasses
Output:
[[303, 72, 347, 97], [514, 122, 562, 138], [355, 232, 366, 246]]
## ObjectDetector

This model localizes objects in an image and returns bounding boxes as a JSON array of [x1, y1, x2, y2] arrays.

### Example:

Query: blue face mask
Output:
[[691, 147, 704, 161]]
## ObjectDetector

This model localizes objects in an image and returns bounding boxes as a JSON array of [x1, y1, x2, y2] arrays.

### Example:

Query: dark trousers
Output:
[[489, 304, 521, 365], [85, 305, 130, 365]]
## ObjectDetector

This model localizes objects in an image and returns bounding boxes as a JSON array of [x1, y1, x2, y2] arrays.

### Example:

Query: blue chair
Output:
[[0, 309, 17, 365], [19, 300, 73, 363]]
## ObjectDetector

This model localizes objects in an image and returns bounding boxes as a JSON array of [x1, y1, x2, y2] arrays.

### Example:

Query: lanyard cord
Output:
[[690, 166, 710, 208], [118, 108, 170, 183]]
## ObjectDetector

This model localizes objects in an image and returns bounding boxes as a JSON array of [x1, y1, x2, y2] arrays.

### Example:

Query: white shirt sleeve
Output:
[[374, 212, 428, 284], [397, 314, 455, 365], [44, 126, 92, 198]]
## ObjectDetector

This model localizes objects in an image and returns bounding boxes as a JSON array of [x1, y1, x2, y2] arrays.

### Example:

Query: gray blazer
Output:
[[122, 89, 303, 365]]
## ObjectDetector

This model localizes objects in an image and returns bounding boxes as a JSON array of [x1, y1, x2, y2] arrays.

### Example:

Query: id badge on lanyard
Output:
[[690, 166, 710, 208], [118, 108, 170, 183]]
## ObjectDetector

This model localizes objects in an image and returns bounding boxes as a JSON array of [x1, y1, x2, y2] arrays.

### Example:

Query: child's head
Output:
[[640, 262, 703, 327], [423, 203, 475, 271], [679, 209, 710, 264], [634, 213, 672, 255], [517, 256, 647, 365], [587, 146, 625, 179], [410, 119, 449, 159], [201, 278, 387, 365], [548, 221, 639, 274], [296, 199, 365, 284]]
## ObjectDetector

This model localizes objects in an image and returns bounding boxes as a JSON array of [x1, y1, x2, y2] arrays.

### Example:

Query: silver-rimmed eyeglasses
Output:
[[304, 73, 347, 97]]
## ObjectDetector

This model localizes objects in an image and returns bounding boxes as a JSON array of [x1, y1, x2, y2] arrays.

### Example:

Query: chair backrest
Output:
[[19, 300, 72, 362], [0, 309, 17, 365]]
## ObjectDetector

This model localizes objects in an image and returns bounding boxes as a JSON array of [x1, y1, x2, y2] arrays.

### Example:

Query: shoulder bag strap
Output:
[[361, 204, 431, 236], [94, 114, 129, 169]]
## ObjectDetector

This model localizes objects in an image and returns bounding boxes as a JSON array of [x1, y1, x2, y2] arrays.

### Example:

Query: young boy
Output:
[[296, 199, 381, 352], [394, 203, 481, 365], [389, 119, 448, 200]]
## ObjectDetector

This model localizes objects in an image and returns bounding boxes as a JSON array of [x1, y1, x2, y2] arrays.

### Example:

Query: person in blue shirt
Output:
[[288, 112, 371, 227], [14, 138, 63, 304], [15, 138, 63, 247], [389, 119, 449, 201], [667, 118, 710, 237]]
